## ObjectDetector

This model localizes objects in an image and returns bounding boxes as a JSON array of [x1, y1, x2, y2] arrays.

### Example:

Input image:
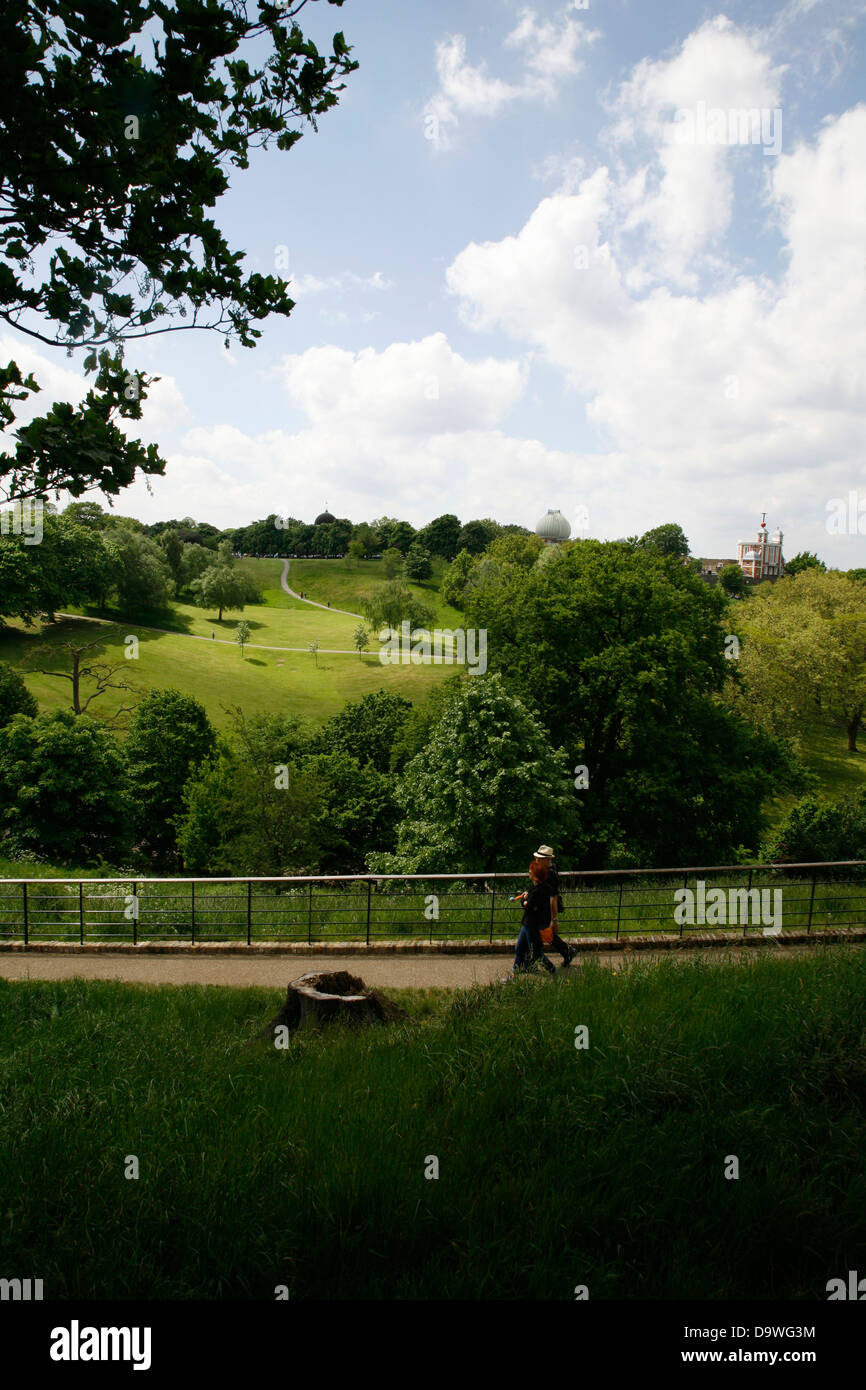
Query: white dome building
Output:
[[535, 509, 572, 545]]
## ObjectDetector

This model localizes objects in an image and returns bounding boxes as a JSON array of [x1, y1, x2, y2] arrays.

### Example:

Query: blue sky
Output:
[[6, 0, 866, 561]]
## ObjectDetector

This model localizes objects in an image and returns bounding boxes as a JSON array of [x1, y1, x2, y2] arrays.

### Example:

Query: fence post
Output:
[[806, 871, 816, 934], [22, 882, 28, 949], [679, 873, 688, 939], [247, 880, 252, 946], [308, 881, 313, 945], [489, 878, 496, 944], [743, 868, 752, 939], [191, 880, 196, 946], [616, 879, 624, 940], [366, 878, 372, 946], [132, 880, 137, 947], [79, 881, 84, 945]]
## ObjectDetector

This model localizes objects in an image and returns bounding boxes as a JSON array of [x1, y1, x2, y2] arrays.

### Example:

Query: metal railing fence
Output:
[[0, 862, 865, 946]]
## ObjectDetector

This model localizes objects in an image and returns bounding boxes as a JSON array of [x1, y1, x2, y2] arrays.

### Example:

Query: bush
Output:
[[767, 789, 866, 864], [0, 661, 37, 726]]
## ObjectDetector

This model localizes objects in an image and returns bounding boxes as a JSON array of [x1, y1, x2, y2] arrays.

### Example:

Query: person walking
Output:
[[534, 844, 577, 966], [512, 860, 557, 976]]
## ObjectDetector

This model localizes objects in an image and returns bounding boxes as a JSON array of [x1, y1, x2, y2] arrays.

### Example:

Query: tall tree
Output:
[[733, 570, 866, 752], [637, 522, 690, 559], [464, 539, 796, 866], [784, 551, 827, 577], [190, 564, 247, 621], [418, 513, 461, 560], [124, 688, 216, 859], [0, 661, 37, 726], [404, 541, 433, 581], [315, 691, 412, 772], [368, 672, 579, 873]]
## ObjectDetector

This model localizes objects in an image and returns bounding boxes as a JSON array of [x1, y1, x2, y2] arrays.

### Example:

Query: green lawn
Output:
[[0, 556, 465, 731], [289, 556, 465, 628], [0, 616, 451, 732], [2, 949, 865, 1299]]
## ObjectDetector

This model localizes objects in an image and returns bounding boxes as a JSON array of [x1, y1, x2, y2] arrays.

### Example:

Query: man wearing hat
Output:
[[534, 845, 577, 966]]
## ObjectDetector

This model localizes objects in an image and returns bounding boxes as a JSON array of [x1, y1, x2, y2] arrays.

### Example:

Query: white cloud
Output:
[[290, 270, 394, 296], [505, 4, 600, 99], [275, 332, 526, 435], [114, 424, 595, 535], [445, 103, 866, 555], [605, 16, 786, 281], [424, 4, 600, 146]]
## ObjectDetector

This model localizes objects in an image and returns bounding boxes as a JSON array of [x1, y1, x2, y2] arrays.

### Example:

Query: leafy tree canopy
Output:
[[315, 690, 412, 773], [637, 522, 690, 559], [1, 0, 357, 500], [0, 709, 129, 862], [124, 688, 216, 858], [0, 661, 37, 726], [369, 672, 580, 873], [464, 539, 796, 866], [784, 551, 827, 577]]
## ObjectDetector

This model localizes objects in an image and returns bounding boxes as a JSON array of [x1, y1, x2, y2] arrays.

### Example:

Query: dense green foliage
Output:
[[0, 710, 128, 861], [124, 690, 216, 860], [785, 551, 827, 576], [464, 540, 798, 866], [768, 789, 866, 863], [0, 659, 37, 725], [368, 672, 578, 872], [314, 690, 412, 772]]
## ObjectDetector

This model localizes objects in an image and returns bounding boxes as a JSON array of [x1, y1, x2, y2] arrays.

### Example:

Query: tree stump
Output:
[[261, 971, 411, 1039]]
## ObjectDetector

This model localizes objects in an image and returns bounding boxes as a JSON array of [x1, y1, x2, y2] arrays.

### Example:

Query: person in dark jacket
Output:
[[512, 860, 557, 975], [534, 843, 577, 966]]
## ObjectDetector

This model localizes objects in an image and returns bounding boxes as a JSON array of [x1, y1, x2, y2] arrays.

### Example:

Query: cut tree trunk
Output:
[[261, 971, 411, 1039]]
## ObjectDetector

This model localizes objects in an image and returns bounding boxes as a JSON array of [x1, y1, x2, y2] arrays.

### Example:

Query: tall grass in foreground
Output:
[[1, 949, 865, 1299]]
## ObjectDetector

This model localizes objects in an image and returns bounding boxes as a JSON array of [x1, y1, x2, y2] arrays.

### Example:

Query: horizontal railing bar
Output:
[[0, 861, 864, 887]]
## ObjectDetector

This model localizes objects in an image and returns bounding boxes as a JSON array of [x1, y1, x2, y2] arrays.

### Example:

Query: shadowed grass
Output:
[[1, 949, 865, 1299]]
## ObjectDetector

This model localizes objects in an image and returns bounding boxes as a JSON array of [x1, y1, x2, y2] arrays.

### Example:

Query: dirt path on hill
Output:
[[0, 944, 854, 990]]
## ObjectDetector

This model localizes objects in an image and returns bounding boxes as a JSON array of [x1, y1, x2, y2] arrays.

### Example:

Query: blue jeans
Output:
[[513, 924, 556, 974]]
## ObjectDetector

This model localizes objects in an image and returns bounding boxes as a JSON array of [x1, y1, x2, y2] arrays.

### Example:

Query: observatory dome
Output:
[[535, 509, 572, 543]]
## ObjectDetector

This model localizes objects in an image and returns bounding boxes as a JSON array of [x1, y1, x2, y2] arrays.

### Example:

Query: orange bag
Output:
[[539, 925, 554, 945]]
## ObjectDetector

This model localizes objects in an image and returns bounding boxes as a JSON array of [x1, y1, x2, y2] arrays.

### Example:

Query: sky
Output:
[[6, 0, 866, 562]]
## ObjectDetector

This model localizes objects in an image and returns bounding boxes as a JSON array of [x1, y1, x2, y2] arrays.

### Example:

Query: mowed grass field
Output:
[[2, 948, 866, 1299], [0, 557, 453, 730], [288, 555, 465, 629]]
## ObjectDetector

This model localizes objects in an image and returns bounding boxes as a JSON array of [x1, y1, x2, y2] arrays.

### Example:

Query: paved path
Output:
[[279, 558, 364, 619], [54, 609, 364, 658], [0, 943, 853, 990]]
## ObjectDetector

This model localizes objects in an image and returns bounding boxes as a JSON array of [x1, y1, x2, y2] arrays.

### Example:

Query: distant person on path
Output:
[[534, 843, 577, 966], [211, 631, 215, 639], [512, 860, 557, 976]]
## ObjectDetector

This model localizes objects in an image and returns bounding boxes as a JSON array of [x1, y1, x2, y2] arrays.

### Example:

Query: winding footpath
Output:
[[279, 557, 364, 619]]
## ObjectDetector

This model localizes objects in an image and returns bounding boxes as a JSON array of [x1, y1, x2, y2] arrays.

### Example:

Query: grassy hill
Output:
[[287, 555, 465, 628], [761, 721, 866, 835], [0, 555, 457, 732]]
